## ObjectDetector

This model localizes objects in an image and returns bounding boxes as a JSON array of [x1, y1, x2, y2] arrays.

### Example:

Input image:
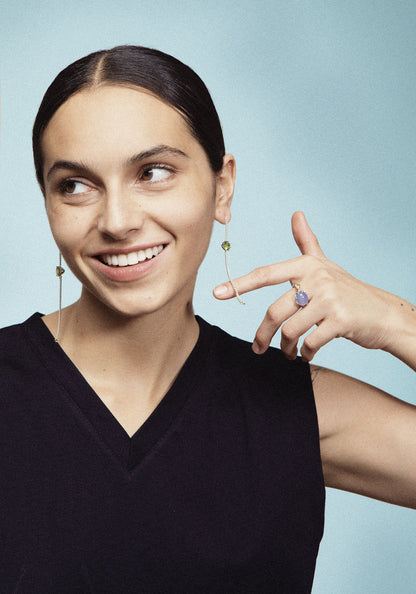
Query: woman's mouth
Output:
[[98, 244, 165, 267]]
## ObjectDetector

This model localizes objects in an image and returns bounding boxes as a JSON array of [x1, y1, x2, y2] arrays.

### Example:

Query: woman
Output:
[[1, 45, 415, 592]]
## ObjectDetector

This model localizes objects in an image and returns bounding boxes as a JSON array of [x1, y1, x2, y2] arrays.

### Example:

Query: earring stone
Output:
[[55, 253, 65, 343], [221, 219, 245, 305]]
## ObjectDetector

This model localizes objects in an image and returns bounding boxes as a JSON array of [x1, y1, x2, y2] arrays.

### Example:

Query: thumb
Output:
[[291, 211, 325, 258]]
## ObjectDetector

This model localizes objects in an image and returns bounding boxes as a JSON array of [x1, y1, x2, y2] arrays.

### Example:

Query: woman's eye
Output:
[[140, 166, 173, 183], [59, 179, 90, 195]]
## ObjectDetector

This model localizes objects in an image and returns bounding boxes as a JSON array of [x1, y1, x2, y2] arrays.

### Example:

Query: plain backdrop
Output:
[[1, 1, 415, 591]]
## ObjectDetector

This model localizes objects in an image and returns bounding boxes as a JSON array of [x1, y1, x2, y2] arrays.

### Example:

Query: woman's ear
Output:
[[215, 154, 236, 223]]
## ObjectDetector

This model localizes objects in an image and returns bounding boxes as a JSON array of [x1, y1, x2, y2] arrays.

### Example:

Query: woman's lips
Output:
[[92, 244, 166, 282], [100, 244, 164, 267]]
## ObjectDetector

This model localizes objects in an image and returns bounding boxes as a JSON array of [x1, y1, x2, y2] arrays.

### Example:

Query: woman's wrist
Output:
[[382, 292, 416, 371]]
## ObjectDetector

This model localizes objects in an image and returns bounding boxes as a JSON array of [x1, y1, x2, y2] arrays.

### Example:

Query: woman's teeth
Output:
[[101, 245, 164, 267]]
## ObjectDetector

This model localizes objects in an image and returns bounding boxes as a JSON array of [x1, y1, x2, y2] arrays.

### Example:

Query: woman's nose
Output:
[[97, 190, 144, 240]]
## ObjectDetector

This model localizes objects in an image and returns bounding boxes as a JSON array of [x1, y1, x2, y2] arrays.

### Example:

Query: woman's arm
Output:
[[214, 211, 416, 507], [312, 365, 416, 509]]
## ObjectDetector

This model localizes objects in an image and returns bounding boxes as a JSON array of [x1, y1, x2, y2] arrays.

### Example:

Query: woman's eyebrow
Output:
[[46, 159, 90, 182], [125, 145, 189, 166], [46, 145, 189, 182]]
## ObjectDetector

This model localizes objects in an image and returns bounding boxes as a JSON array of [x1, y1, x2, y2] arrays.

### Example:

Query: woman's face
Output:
[[42, 85, 234, 318]]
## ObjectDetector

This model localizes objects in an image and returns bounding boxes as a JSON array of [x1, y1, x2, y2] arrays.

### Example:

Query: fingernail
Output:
[[214, 285, 227, 297]]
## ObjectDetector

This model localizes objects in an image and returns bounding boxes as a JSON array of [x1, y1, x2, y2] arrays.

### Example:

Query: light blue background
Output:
[[1, 1, 415, 591]]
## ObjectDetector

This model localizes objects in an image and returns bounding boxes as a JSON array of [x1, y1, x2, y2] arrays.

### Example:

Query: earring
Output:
[[55, 253, 65, 343], [221, 218, 245, 305]]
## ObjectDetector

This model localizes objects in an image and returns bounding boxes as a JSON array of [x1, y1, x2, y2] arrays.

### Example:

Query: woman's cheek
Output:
[[47, 216, 85, 261]]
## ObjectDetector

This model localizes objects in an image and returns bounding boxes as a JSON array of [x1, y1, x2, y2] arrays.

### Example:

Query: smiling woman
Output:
[[1, 45, 415, 593], [41, 84, 228, 321]]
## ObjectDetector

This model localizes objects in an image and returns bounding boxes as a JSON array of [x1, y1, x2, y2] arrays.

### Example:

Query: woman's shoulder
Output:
[[0, 312, 42, 339], [197, 318, 319, 439], [198, 316, 312, 391], [0, 313, 45, 364], [0, 316, 27, 343]]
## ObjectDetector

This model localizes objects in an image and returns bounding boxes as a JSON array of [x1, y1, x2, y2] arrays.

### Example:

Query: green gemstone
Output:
[[221, 240, 231, 251], [56, 266, 65, 277]]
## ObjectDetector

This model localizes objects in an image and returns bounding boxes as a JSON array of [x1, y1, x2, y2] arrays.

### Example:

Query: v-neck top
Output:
[[22, 313, 212, 472], [0, 313, 324, 593]]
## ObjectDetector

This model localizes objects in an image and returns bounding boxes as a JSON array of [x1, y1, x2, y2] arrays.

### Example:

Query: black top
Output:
[[0, 313, 324, 593]]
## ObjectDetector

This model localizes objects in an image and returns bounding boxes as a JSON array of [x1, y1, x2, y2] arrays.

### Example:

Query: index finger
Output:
[[213, 256, 305, 300]]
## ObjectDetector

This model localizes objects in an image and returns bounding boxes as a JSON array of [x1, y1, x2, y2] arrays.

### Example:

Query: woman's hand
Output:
[[214, 211, 416, 365]]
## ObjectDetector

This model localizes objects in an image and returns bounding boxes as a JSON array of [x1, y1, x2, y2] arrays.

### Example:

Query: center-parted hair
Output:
[[32, 45, 226, 189]]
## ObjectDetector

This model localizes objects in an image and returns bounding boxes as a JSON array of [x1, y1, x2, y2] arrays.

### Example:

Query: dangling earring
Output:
[[55, 253, 65, 343], [221, 218, 245, 305]]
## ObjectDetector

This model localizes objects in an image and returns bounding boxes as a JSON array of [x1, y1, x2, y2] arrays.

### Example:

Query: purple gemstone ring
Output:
[[293, 283, 309, 307]]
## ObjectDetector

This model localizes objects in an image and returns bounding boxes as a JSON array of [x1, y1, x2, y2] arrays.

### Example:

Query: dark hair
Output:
[[32, 45, 225, 189]]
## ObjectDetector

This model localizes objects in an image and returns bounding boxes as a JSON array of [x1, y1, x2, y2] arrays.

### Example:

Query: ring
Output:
[[293, 282, 309, 307]]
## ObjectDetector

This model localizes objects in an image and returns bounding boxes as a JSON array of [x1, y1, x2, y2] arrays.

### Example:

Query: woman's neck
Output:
[[42, 291, 200, 407]]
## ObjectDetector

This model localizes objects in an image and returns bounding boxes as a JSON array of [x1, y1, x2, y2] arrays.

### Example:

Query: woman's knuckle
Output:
[[314, 267, 332, 285], [265, 303, 279, 323], [321, 287, 338, 308], [303, 335, 316, 352], [333, 308, 349, 329], [252, 266, 269, 286], [255, 331, 266, 347], [304, 254, 317, 267], [281, 324, 294, 341]]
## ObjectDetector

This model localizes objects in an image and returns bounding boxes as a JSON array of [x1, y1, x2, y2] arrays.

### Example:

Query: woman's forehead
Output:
[[41, 85, 196, 162], [40, 85, 212, 180], [46, 85, 188, 135]]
